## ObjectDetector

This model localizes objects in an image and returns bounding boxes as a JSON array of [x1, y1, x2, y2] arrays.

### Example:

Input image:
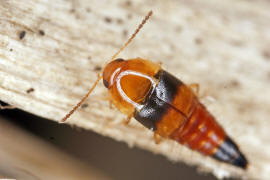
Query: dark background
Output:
[[0, 108, 219, 180]]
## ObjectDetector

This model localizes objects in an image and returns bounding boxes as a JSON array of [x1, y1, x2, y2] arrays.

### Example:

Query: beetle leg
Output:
[[188, 83, 200, 96], [122, 113, 133, 125], [154, 133, 162, 144], [109, 100, 114, 109]]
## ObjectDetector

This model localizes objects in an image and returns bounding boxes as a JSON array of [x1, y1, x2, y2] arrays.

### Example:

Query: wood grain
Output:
[[0, 0, 270, 179]]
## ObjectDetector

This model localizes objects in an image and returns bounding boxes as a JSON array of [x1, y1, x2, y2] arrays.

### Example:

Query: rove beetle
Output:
[[61, 11, 248, 169]]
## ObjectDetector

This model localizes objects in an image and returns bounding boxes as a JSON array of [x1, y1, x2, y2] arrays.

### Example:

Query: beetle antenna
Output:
[[60, 11, 152, 123], [111, 10, 153, 61], [60, 74, 102, 123]]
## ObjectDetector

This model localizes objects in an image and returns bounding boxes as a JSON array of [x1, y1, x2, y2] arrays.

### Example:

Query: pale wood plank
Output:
[[1, 0, 270, 179]]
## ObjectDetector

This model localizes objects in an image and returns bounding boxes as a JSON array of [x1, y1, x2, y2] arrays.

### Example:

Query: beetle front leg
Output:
[[188, 83, 200, 96], [122, 113, 133, 125], [154, 132, 162, 144]]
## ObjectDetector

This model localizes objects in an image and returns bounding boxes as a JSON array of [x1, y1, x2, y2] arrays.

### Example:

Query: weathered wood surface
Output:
[[0, 0, 270, 179]]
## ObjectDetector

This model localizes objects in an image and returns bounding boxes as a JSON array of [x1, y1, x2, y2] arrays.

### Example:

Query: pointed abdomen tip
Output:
[[212, 136, 248, 169]]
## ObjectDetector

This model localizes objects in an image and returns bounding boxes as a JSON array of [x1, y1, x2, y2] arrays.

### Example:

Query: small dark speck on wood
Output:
[[116, 18, 123, 24], [26, 88, 35, 93], [230, 80, 240, 88], [262, 50, 270, 60], [195, 37, 203, 45], [104, 17, 112, 23], [19, 31, 26, 40], [127, 13, 132, 19], [94, 66, 102, 71], [81, 103, 88, 108], [125, 1, 132, 7], [86, 7, 91, 13], [39, 30, 45, 36], [175, 25, 183, 33], [122, 29, 128, 37]]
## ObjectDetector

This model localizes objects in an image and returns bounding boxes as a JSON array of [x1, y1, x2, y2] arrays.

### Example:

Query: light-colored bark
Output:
[[0, 0, 270, 179]]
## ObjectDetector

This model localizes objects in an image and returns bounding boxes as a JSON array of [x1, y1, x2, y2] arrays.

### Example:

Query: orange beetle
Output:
[[62, 11, 248, 169]]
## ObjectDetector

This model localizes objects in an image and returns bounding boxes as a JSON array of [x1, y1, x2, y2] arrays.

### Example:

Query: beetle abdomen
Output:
[[134, 69, 247, 169], [170, 102, 247, 168], [170, 103, 226, 155]]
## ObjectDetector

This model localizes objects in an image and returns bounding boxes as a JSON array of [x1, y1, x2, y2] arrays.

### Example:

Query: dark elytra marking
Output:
[[134, 70, 182, 130], [155, 70, 183, 103], [19, 31, 26, 40], [134, 88, 170, 130]]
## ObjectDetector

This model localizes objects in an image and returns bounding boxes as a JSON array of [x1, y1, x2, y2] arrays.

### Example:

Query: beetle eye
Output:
[[115, 58, 124, 62], [103, 79, 109, 88]]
